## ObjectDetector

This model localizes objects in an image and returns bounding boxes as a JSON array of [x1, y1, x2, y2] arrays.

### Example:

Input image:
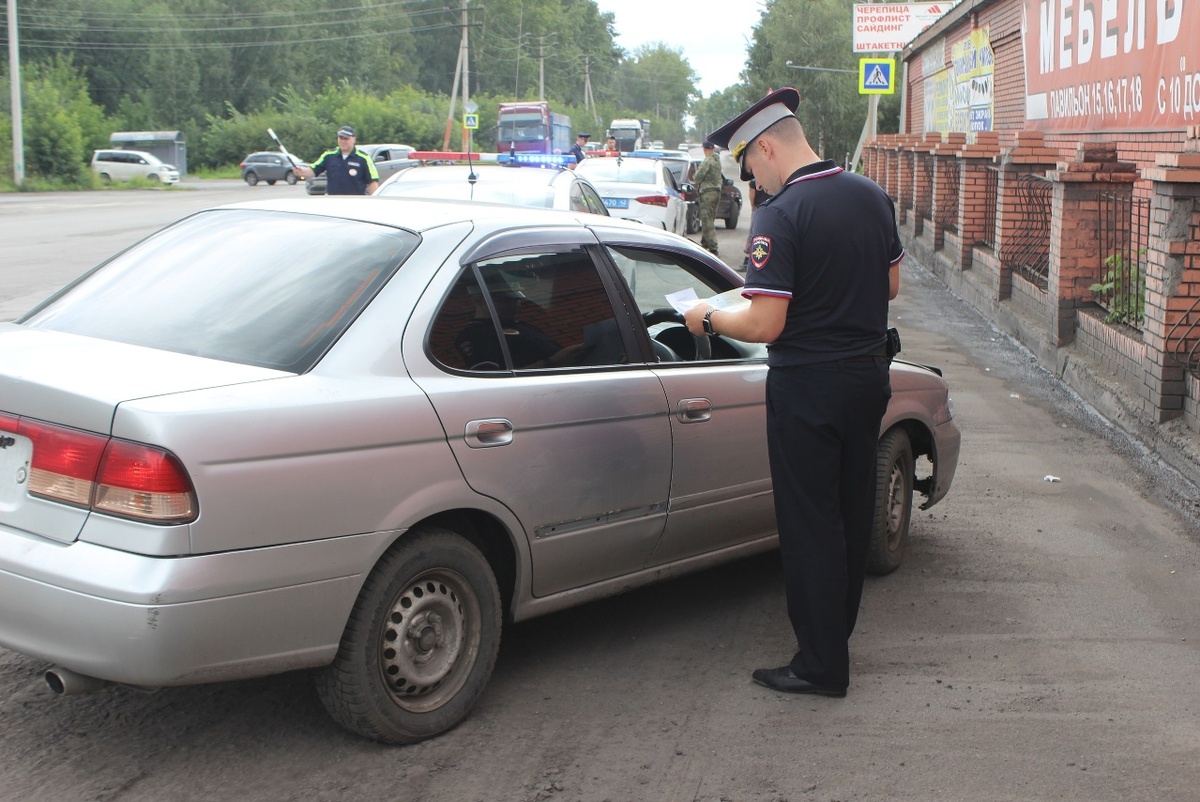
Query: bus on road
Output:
[[496, 102, 573, 155]]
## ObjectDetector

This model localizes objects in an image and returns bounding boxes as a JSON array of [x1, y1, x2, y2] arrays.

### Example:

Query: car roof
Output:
[[218, 196, 632, 234], [383, 163, 571, 186]]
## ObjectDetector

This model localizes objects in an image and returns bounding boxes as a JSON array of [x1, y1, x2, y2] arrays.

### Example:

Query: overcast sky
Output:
[[592, 1, 765, 97]]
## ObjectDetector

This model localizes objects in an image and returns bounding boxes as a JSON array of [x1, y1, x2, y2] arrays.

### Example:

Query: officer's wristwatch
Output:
[[702, 308, 716, 335]]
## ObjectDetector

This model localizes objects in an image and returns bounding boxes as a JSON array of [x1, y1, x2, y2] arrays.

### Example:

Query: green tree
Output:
[[3, 57, 109, 183], [745, 0, 869, 161]]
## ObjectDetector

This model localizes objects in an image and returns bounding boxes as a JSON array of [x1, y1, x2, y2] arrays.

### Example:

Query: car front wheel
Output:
[[867, 427, 913, 575], [285, 171, 298, 185], [724, 206, 739, 229], [244, 171, 258, 186], [314, 526, 502, 744]]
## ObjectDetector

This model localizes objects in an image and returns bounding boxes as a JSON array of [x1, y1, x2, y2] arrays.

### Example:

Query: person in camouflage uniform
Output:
[[693, 141, 723, 255]]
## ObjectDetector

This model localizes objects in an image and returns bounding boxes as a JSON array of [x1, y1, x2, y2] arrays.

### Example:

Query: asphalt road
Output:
[[1, 183, 1199, 801]]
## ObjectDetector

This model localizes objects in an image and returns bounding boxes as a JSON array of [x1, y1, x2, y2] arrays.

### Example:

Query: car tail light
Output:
[[0, 413, 197, 524], [636, 195, 670, 207]]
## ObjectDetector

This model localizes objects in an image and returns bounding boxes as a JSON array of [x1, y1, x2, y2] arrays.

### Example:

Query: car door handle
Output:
[[677, 398, 712, 423], [465, 419, 514, 448]]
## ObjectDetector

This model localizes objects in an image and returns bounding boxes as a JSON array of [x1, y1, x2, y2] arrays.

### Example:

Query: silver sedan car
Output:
[[0, 198, 959, 744]]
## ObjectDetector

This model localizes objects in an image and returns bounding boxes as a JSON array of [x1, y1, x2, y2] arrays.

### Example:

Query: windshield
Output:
[[576, 159, 658, 184], [20, 209, 420, 372], [497, 112, 548, 143]]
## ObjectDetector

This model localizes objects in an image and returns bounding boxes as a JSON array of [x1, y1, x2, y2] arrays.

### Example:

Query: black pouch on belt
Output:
[[885, 327, 902, 360]]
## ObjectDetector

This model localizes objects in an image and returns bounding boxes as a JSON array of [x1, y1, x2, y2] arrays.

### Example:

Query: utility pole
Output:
[[529, 33, 556, 102], [582, 56, 599, 125], [459, 0, 470, 151], [7, 0, 24, 185], [441, 0, 471, 151]]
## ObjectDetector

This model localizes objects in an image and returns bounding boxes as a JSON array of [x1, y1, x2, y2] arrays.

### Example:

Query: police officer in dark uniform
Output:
[[570, 133, 590, 165], [684, 88, 903, 698], [293, 125, 380, 195]]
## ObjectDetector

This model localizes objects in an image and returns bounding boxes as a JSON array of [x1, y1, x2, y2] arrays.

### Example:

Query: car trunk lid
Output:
[[0, 324, 289, 543]]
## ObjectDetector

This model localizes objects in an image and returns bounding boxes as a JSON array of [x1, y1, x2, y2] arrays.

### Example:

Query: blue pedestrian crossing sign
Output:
[[859, 58, 896, 95], [463, 113, 479, 130]]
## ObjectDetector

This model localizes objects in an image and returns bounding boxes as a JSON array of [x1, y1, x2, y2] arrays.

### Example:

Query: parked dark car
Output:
[[239, 152, 305, 186]]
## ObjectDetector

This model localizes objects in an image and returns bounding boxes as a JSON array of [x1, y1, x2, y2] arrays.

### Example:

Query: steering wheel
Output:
[[643, 307, 712, 361]]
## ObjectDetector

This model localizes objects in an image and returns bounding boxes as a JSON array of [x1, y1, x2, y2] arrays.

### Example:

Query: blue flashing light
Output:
[[496, 153, 576, 168]]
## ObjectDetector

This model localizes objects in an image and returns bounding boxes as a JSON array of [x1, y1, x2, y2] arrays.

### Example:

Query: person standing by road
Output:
[[692, 140, 723, 255], [292, 125, 379, 195], [684, 88, 903, 698], [570, 133, 590, 165]]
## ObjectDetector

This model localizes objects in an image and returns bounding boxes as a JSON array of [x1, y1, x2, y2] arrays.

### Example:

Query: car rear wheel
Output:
[[244, 171, 258, 186], [868, 428, 913, 575], [314, 526, 502, 744], [285, 171, 298, 185]]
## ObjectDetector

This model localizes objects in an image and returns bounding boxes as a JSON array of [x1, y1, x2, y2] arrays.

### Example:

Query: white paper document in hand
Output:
[[664, 287, 750, 316]]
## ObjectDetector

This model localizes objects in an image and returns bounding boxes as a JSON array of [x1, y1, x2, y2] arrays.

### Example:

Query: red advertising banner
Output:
[[1022, 0, 1197, 131]]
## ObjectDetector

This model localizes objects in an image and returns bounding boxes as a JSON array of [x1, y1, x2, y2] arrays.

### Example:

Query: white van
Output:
[[91, 149, 181, 185]]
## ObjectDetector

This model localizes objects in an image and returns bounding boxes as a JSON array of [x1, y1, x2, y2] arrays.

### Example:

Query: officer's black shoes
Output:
[[751, 666, 847, 697]]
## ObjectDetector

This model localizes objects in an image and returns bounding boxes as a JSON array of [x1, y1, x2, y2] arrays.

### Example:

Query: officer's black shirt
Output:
[[311, 147, 379, 195], [742, 160, 903, 367]]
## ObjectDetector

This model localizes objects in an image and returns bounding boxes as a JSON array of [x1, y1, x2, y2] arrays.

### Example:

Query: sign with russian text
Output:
[[1022, 0, 1197, 131], [924, 27, 995, 133], [853, 3, 952, 52]]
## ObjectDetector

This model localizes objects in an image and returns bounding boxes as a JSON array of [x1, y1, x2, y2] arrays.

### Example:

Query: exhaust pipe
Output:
[[44, 666, 110, 696]]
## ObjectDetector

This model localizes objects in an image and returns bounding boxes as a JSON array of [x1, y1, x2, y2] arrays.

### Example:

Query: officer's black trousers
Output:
[[766, 358, 891, 690]]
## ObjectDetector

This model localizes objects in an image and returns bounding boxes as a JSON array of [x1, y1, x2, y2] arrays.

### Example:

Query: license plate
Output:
[[603, 197, 629, 209]]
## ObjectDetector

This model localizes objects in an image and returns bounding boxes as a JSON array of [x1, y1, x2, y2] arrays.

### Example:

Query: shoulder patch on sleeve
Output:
[[749, 235, 772, 270]]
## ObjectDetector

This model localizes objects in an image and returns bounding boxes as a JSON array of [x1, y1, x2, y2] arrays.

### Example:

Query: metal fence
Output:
[[936, 158, 960, 234], [1095, 192, 1150, 329], [1002, 173, 1053, 291], [917, 155, 934, 223], [979, 167, 999, 248]]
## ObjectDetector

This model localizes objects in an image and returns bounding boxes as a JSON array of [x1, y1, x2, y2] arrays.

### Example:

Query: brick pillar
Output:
[[1046, 142, 1138, 345], [1141, 146, 1200, 421], [911, 133, 941, 237], [956, 133, 1001, 269]]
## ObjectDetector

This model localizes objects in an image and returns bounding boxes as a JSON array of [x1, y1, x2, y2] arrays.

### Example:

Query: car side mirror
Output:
[[681, 182, 695, 194], [723, 177, 734, 186]]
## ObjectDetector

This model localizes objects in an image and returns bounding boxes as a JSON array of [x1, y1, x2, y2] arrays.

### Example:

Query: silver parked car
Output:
[[0, 198, 959, 744]]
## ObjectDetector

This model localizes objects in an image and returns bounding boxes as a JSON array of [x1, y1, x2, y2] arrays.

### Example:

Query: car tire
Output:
[[724, 207, 739, 229], [285, 171, 298, 185], [244, 171, 258, 186], [868, 427, 913, 575], [314, 526, 502, 744], [266, 179, 277, 185], [99, 173, 112, 185], [686, 204, 700, 234]]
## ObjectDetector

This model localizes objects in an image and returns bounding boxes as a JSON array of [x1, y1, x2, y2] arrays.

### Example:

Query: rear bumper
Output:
[[0, 525, 390, 686]]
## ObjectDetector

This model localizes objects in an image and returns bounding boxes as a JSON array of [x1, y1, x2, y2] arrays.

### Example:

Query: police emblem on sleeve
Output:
[[749, 235, 772, 270]]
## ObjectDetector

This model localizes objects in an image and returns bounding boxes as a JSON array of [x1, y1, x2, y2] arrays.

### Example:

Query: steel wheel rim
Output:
[[379, 568, 481, 713], [885, 462, 906, 547]]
